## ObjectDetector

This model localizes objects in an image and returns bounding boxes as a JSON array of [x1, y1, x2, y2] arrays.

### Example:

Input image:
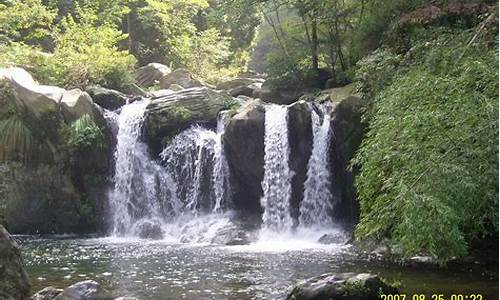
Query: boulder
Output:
[[216, 78, 264, 90], [317, 231, 351, 245], [86, 86, 127, 111], [133, 220, 164, 240], [286, 273, 398, 300], [60, 90, 96, 122], [54, 280, 112, 300], [135, 63, 170, 86], [159, 69, 203, 89], [229, 85, 255, 98], [144, 87, 231, 154], [223, 100, 266, 215], [0, 225, 31, 300], [114, 298, 139, 300], [0, 67, 62, 117], [253, 86, 300, 105], [287, 101, 313, 220], [31, 287, 63, 300]]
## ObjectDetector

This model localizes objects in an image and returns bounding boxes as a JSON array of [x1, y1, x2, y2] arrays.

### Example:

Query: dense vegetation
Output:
[[0, 0, 498, 262]]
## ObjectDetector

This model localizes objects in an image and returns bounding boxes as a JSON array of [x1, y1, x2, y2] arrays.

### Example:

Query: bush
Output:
[[63, 114, 105, 154], [353, 29, 498, 261]]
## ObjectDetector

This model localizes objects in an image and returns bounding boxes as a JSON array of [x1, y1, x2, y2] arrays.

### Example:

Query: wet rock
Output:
[[150, 89, 174, 98], [114, 297, 139, 300], [409, 256, 434, 264], [134, 220, 164, 240], [224, 100, 266, 215], [287, 273, 398, 300], [0, 225, 31, 300], [86, 86, 127, 111], [229, 85, 255, 98], [287, 101, 313, 220], [135, 63, 170, 86], [54, 280, 112, 300], [210, 227, 251, 246], [329, 92, 365, 228], [317, 231, 350, 245], [253, 85, 300, 105], [31, 287, 63, 300], [159, 69, 203, 89], [144, 87, 231, 154]]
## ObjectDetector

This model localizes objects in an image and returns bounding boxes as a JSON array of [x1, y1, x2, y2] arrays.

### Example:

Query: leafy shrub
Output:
[[353, 29, 498, 261], [63, 114, 105, 154]]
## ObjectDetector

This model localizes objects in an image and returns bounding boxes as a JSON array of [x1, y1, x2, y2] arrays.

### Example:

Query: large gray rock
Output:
[[253, 86, 300, 105], [287, 273, 398, 300], [0, 67, 62, 117], [159, 69, 203, 89], [144, 87, 231, 154], [60, 90, 96, 123], [86, 86, 127, 111], [31, 287, 63, 300], [223, 100, 265, 214], [135, 63, 170, 86], [216, 78, 264, 90], [0, 225, 31, 300], [54, 280, 112, 300]]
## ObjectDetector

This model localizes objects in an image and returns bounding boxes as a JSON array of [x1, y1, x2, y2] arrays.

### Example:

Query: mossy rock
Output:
[[144, 87, 231, 154]]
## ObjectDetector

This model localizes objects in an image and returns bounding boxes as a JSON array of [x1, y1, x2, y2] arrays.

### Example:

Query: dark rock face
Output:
[[253, 86, 300, 105], [144, 87, 231, 154], [86, 86, 127, 111], [0, 67, 113, 234], [54, 280, 112, 300], [329, 95, 365, 229], [31, 287, 63, 300], [224, 100, 266, 215], [0, 225, 31, 300], [287, 101, 313, 222], [286, 273, 398, 300]]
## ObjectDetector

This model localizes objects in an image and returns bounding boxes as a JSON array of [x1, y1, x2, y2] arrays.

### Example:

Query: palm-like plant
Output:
[[0, 115, 34, 163]]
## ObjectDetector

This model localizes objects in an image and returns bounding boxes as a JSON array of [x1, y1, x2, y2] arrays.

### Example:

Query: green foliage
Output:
[[0, 115, 34, 163], [353, 29, 498, 261], [0, 0, 56, 45], [167, 106, 193, 124], [63, 114, 105, 154]]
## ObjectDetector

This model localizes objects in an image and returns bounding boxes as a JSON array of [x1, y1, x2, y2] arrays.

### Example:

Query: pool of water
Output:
[[18, 236, 498, 300]]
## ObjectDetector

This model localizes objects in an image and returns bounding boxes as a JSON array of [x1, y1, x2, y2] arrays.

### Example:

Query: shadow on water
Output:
[[17, 236, 498, 300]]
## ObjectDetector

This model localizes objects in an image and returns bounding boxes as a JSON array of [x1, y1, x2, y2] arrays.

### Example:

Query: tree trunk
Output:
[[311, 15, 319, 72]]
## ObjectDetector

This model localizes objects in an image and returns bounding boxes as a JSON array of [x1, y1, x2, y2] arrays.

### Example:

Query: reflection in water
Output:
[[19, 237, 498, 300]]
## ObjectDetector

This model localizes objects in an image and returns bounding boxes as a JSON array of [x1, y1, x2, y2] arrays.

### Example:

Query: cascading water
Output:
[[260, 105, 294, 233], [212, 111, 232, 212], [109, 100, 179, 236], [299, 104, 334, 228]]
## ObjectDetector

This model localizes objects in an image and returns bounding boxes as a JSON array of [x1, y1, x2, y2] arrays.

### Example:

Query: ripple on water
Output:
[[18, 237, 499, 300]]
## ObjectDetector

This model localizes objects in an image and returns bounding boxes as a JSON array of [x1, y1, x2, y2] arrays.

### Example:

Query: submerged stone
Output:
[[133, 220, 164, 240], [31, 287, 63, 300], [54, 280, 112, 300]]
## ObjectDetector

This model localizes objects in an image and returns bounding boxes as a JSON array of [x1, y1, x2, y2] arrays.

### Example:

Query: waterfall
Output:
[[299, 104, 334, 227], [212, 111, 232, 212], [260, 105, 294, 232], [109, 100, 179, 236], [159, 111, 232, 214]]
